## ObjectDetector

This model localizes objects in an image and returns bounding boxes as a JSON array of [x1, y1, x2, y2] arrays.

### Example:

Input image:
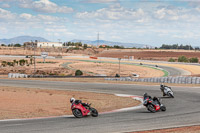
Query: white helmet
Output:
[[160, 83, 164, 87], [70, 97, 75, 103]]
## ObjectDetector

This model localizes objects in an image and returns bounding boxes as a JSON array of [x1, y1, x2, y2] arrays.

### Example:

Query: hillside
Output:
[[0, 36, 50, 45], [70, 39, 147, 48]]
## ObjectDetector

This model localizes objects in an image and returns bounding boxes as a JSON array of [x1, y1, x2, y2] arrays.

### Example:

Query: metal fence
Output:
[[105, 76, 200, 84]]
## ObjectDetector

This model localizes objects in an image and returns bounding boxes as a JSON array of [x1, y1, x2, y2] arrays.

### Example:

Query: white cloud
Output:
[[18, 0, 73, 13], [152, 6, 200, 23], [45, 28, 75, 37], [1, 3, 10, 8], [20, 13, 32, 19], [82, 0, 118, 3], [76, 4, 147, 22], [0, 8, 16, 20], [172, 32, 200, 39], [0, 0, 13, 1]]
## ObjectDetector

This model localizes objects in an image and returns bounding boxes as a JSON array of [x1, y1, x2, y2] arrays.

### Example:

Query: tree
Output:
[[7, 62, 14, 66], [178, 56, 188, 62], [195, 47, 200, 50], [168, 58, 176, 62], [1, 44, 6, 46], [75, 70, 83, 76], [14, 43, 21, 47], [8, 44, 14, 47], [83, 44, 87, 49], [160, 44, 194, 50], [1, 61, 7, 67], [189, 57, 199, 63], [30, 56, 33, 64], [19, 59, 26, 66], [13, 59, 17, 66]]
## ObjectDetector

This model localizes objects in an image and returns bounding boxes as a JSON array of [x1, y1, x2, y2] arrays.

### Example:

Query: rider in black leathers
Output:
[[143, 93, 161, 105]]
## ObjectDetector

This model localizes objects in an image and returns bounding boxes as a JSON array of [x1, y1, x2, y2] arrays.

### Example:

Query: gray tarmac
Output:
[[0, 79, 200, 133]]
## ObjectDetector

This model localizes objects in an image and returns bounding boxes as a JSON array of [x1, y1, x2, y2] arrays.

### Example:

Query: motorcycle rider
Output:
[[143, 93, 152, 100], [160, 84, 166, 96], [143, 93, 161, 105], [160, 84, 172, 96], [70, 97, 90, 108]]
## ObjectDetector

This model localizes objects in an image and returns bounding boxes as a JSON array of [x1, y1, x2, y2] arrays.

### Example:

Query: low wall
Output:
[[105, 76, 200, 84], [8, 73, 28, 78]]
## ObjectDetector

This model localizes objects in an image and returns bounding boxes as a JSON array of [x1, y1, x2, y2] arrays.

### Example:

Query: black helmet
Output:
[[143, 93, 148, 97]]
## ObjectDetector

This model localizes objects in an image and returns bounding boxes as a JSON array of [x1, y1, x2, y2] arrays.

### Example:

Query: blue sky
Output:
[[0, 0, 200, 46]]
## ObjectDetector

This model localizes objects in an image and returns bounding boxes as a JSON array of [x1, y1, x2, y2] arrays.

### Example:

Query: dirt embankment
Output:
[[96, 49, 200, 61], [0, 47, 102, 56], [0, 86, 140, 120]]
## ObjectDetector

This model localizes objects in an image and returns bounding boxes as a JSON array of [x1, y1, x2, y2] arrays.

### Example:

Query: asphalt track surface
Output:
[[0, 79, 200, 133], [143, 65, 190, 76]]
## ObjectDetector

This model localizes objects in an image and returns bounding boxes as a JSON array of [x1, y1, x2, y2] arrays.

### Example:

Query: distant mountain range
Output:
[[70, 39, 147, 48], [0, 36, 49, 45], [0, 36, 150, 48]]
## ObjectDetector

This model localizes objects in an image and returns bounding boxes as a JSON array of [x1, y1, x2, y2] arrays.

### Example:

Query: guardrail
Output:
[[8, 73, 200, 84], [28, 75, 112, 78], [8, 73, 28, 78], [105, 76, 200, 84]]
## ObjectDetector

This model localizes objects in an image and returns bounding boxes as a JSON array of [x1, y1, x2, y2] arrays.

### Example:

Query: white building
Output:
[[37, 42, 63, 48]]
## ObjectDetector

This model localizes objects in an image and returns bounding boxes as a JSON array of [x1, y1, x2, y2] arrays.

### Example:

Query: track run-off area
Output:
[[0, 79, 200, 133]]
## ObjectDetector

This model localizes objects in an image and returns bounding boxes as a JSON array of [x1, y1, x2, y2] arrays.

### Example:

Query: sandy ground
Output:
[[69, 61, 164, 77], [0, 86, 140, 120], [131, 61, 200, 75], [0, 57, 75, 75], [0, 57, 164, 77], [132, 125, 200, 133]]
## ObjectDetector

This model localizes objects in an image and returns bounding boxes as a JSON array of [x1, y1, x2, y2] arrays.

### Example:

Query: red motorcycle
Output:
[[71, 102, 98, 118], [143, 97, 166, 113]]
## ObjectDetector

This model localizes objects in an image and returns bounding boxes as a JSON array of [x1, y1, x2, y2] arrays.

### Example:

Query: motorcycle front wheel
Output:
[[72, 109, 83, 118], [90, 108, 98, 117], [160, 105, 166, 111], [147, 104, 156, 113], [168, 92, 174, 98]]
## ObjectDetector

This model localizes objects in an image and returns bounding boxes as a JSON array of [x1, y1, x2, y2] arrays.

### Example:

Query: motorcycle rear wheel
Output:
[[90, 108, 98, 117], [72, 109, 83, 118], [147, 104, 156, 113]]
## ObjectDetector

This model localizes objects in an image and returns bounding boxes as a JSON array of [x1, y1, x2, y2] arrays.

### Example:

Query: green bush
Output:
[[189, 57, 199, 63], [1, 61, 7, 67], [19, 59, 26, 66], [168, 58, 176, 62], [7, 62, 14, 66], [115, 73, 120, 77], [178, 56, 188, 62], [75, 70, 83, 76]]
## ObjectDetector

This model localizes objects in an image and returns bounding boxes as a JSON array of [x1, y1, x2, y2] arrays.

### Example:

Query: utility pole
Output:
[[118, 58, 121, 76], [97, 32, 99, 47], [34, 40, 37, 75]]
